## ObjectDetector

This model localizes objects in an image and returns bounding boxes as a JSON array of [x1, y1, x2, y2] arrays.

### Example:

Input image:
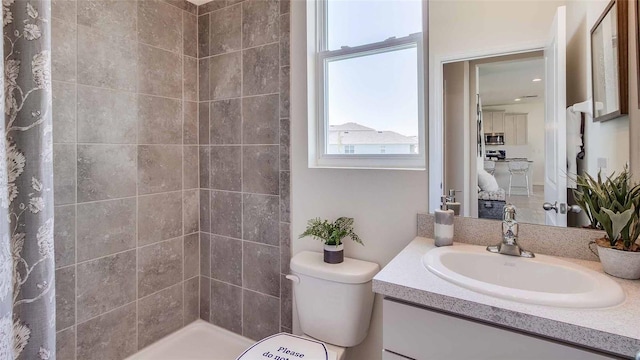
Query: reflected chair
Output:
[[484, 160, 496, 175], [507, 161, 530, 197]]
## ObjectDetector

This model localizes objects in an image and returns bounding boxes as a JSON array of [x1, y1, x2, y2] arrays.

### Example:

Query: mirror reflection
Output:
[[434, 0, 630, 228]]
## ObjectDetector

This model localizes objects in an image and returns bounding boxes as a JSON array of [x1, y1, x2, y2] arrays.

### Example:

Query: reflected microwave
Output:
[[485, 133, 504, 145]]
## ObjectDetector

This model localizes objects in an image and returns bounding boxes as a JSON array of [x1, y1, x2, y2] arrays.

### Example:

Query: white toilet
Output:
[[237, 251, 379, 360]]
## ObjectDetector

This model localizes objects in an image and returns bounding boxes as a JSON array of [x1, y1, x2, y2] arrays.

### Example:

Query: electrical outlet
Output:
[[597, 157, 608, 169]]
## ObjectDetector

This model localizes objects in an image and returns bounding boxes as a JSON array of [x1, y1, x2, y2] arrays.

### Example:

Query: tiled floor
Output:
[[506, 185, 546, 225]]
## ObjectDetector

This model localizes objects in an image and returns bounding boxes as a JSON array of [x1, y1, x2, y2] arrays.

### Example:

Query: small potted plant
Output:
[[573, 167, 640, 279], [299, 217, 363, 264]]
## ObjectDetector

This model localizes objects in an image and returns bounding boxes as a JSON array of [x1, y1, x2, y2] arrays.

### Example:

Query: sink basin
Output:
[[422, 245, 625, 308]]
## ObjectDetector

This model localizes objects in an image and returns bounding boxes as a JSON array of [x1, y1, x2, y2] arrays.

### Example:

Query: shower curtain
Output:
[[0, 0, 55, 359]]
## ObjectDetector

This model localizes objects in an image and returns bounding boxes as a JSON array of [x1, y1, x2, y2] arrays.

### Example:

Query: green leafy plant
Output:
[[299, 217, 364, 246], [573, 166, 640, 251]]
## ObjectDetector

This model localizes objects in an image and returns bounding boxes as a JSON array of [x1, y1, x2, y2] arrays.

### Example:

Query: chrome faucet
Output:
[[486, 204, 535, 258]]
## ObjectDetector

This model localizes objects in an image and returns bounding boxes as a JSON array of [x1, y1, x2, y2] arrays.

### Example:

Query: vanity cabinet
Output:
[[382, 298, 615, 360]]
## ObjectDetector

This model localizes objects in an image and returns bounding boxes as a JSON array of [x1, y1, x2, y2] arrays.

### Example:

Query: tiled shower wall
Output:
[[196, 0, 292, 339], [52, 0, 201, 358]]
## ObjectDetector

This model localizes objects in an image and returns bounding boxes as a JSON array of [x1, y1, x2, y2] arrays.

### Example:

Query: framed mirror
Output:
[[590, 0, 628, 122]]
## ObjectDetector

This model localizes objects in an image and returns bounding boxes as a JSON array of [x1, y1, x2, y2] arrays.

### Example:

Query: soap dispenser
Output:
[[434, 195, 454, 247]]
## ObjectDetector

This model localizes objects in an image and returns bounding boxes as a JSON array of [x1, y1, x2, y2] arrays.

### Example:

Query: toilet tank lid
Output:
[[290, 251, 380, 284]]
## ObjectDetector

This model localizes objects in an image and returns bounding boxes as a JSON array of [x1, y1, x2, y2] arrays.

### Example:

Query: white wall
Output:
[[291, 2, 429, 360], [484, 102, 546, 185]]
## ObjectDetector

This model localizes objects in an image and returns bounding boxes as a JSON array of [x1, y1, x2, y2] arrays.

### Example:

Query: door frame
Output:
[[429, 42, 546, 215]]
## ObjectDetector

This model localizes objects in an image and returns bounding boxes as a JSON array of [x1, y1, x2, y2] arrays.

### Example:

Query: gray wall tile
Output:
[[138, 283, 184, 348], [183, 12, 198, 57], [210, 280, 242, 333], [243, 145, 279, 195], [138, 0, 183, 53], [199, 276, 210, 321], [211, 190, 242, 239], [77, 25, 137, 92], [56, 326, 76, 360], [243, 290, 280, 340], [280, 222, 291, 273], [243, 94, 279, 144], [199, 146, 210, 188], [242, 0, 279, 48], [77, 86, 137, 144], [210, 235, 241, 285], [77, 145, 137, 202], [210, 99, 241, 144], [281, 0, 290, 15], [54, 144, 76, 205], [280, 13, 290, 66], [210, 146, 241, 191], [56, 266, 76, 330], [77, 198, 137, 261], [138, 44, 183, 99], [199, 101, 210, 144], [184, 233, 199, 279], [183, 145, 199, 189], [280, 171, 290, 222], [77, 250, 136, 322], [54, 205, 76, 268], [138, 145, 182, 195], [138, 192, 183, 246], [138, 238, 184, 297], [52, 0, 77, 24], [77, 303, 137, 360], [279, 119, 290, 170], [184, 56, 198, 101], [199, 232, 210, 276], [184, 190, 199, 235], [52, 17, 77, 82], [200, 190, 211, 232], [198, 13, 210, 58], [138, 95, 183, 144], [243, 43, 279, 96], [198, 0, 224, 15], [199, 58, 211, 101], [183, 101, 199, 144], [280, 66, 290, 118], [52, 81, 77, 144], [280, 274, 292, 329], [243, 241, 279, 297], [209, 52, 241, 100], [242, 193, 279, 246], [78, 0, 137, 41], [184, 277, 200, 324], [209, 4, 241, 56]]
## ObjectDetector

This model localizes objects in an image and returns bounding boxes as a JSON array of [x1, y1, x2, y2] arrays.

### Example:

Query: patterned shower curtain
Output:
[[0, 0, 55, 359]]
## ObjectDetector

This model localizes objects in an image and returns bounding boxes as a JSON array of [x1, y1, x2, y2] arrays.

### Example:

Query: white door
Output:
[[544, 6, 568, 227]]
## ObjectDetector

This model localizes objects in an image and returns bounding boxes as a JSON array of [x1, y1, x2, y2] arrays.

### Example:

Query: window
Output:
[[310, 0, 426, 169]]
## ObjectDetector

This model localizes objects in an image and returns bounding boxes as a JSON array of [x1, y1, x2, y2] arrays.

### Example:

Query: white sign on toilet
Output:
[[236, 333, 328, 360]]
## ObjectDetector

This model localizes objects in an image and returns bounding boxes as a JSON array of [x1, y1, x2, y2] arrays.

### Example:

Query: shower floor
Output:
[[126, 320, 254, 360]]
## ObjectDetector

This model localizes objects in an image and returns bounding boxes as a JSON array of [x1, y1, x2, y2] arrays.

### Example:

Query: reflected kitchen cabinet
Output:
[[504, 113, 528, 145]]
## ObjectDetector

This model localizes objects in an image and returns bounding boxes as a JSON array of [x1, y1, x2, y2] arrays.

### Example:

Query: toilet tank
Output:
[[290, 251, 380, 348]]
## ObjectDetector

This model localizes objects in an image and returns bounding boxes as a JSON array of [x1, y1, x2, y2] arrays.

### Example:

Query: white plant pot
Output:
[[323, 244, 344, 264], [597, 244, 640, 280]]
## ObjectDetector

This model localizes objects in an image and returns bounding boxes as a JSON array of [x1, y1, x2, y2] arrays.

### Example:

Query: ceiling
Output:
[[478, 57, 545, 106]]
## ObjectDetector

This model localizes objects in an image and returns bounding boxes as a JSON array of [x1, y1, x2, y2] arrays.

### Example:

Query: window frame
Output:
[[311, 0, 426, 170]]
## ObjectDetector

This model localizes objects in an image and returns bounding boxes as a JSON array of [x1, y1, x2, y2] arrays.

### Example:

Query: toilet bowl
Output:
[[237, 251, 379, 360]]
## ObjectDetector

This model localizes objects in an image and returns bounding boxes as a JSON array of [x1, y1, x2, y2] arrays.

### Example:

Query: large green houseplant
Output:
[[299, 217, 363, 264], [573, 167, 640, 279]]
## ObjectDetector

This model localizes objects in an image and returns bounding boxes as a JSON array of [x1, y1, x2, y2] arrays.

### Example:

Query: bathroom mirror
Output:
[[590, 0, 628, 122], [431, 0, 631, 229]]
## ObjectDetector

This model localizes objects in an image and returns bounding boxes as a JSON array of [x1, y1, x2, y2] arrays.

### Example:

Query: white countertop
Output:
[[373, 237, 640, 358]]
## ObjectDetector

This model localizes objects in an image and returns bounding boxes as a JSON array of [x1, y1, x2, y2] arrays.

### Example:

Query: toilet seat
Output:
[[236, 333, 332, 360]]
